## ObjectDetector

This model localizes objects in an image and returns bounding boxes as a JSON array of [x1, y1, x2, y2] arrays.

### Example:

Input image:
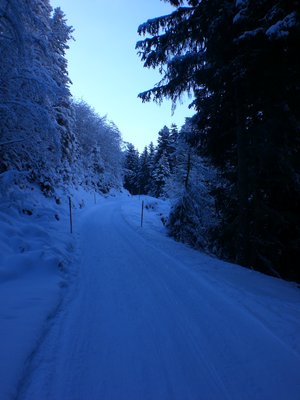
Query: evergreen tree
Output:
[[137, 0, 300, 279], [145, 141, 156, 194], [155, 126, 173, 165], [138, 146, 151, 194], [148, 142, 155, 161], [151, 150, 171, 197], [123, 143, 140, 194], [0, 0, 74, 190], [0, 1, 123, 195], [50, 7, 75, 166], [169, 123, 179, 172], [147, 142, 156, 172], [166, 121, 217, 249]]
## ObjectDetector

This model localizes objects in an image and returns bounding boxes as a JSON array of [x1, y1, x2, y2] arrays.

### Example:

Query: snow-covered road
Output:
[[20, 197, 300, 400]]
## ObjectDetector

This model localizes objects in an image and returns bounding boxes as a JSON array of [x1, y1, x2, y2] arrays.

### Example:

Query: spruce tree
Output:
[[155, 126, 172, 163], [123, 143, 140, 195], [151, 150, 171, 197], [137, 0, 300, 279], [138, 147, 151, 194]]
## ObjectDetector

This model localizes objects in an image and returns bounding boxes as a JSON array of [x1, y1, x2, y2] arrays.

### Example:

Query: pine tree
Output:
[[123, 143, 140, 194]]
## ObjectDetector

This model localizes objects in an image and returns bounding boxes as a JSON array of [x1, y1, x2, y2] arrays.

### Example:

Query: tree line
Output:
[[135, 0, 299, 280], [123, 121, 216, 250]]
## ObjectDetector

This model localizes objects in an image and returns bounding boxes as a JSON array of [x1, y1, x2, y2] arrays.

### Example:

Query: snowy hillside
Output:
[[1, 182, 299, 399], [0, 171, 106, 399]]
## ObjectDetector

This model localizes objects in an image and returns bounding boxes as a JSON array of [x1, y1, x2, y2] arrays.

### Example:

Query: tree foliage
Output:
[[72, 101, 122, 192], [137, 0, 300, 280], [0, 0, 123, 195], [123, 143, 140, 195]]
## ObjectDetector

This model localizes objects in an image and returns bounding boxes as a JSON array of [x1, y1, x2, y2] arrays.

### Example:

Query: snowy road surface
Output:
[[20, 197, 300, 400]]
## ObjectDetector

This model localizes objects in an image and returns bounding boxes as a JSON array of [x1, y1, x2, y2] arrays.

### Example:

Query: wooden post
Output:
[[141, 200, 144, 228], [68, 196, 73, 234]]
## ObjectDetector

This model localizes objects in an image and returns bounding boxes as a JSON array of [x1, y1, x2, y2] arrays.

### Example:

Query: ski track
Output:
[[20, 198, 300, 400]]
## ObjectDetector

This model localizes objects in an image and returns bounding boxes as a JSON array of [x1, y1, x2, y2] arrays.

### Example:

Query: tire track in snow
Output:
[[20, 198, 300, 400]]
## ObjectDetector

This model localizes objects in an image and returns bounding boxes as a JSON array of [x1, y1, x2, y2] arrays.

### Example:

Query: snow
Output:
[[235, 0, 248, 7], [237, 27, 264, 41], [233, 11, 243, 24], [0, 171, 100, 399], [266, 12, 298, 39], [1, 188, 300, 399]]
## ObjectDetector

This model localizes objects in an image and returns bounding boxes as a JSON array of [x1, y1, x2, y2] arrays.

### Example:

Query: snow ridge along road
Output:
[[20, 197, 300, 400]]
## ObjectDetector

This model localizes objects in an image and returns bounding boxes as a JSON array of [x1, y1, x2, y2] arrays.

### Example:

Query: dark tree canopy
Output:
[[137, 0, 300, 280]]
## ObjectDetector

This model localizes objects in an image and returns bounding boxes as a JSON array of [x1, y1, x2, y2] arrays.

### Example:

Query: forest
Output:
[[1, 0, 299, 281], [126, 0, 299, 281]]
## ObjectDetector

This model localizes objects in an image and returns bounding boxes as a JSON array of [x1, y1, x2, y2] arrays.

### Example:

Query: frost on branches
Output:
[[0, 0, 123, 196]]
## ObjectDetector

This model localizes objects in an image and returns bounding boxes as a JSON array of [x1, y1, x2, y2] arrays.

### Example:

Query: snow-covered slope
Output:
[[3, 193, 298, 400], [0, 171, 106, 399]]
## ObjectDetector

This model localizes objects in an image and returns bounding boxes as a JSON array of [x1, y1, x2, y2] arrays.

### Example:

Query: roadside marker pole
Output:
[[141, 200, 144, 228], [69, 196, 73, 234]]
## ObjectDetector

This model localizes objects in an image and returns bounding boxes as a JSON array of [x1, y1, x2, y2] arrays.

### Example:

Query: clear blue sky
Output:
[[50, 0, 194, 151]]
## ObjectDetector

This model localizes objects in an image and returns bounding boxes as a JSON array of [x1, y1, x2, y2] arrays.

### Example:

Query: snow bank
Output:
[[122, 195, 300, 359], [0, 170, 113, 399]]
